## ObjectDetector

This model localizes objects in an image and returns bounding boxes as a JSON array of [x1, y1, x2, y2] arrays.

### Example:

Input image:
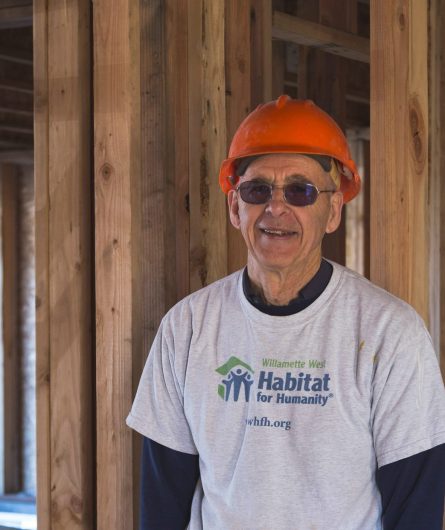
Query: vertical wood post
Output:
[[250, 0, 272, 106], [93, 0, 140, 528], [34, 0, 94, 528], [225, 0, 250, 273], [370, 0, 429, 322], [2, 164, 21, 493], [429, 0, 444, 358], [188, 0, 228, 291], [34, 1, 51, 526]]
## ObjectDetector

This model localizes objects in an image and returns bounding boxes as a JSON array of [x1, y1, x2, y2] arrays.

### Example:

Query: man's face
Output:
[[227, 154, 343, 275]]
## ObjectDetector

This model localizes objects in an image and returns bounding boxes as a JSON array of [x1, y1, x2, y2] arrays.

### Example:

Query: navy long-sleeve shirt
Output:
[[139, 261, 445, 529]]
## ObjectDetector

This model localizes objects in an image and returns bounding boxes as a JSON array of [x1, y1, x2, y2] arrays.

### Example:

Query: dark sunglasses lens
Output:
[[239, 182, 271, 204], [285, 183, 318, 206]]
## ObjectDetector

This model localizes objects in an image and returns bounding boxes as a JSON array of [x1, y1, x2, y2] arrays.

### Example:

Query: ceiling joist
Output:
[[272, 11, 370, 64]]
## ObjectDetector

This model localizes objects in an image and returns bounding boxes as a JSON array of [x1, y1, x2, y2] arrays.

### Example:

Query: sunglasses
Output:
[[236, 180, 337, 207]]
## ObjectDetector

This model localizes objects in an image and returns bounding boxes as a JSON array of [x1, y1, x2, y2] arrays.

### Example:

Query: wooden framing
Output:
[[34, 1, 94, 528], [428, 0, 445, 379], [429, 0, 444, 358], [188, 0, 228, 291], [272, 11, 369, 63], [370, 0, 429, 322], [2, 164, 21, 493], [93, 0, 140, 527], [34, 2, 50, 525], [31, 1, 445, 528], [225, 0, 250, 273]]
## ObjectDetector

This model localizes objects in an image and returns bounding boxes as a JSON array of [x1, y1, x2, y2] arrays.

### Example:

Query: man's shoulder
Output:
[[164, 269, 243, 320], [330, 261, 422, 324]]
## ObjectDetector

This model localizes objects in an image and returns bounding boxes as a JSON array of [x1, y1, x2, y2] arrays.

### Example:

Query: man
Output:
[[127, 96, 445, 529]]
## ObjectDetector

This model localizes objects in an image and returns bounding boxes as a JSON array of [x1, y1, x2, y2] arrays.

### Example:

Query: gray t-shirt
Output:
[[127, 262, 445, 530]]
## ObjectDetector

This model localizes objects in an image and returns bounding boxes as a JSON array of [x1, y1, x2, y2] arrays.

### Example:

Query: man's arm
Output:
[[376, 444, 445, 530], [139, 437, 200, 530]]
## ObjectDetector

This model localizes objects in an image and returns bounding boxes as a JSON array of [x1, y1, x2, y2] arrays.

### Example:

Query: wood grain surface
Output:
[[370, 0, 429, 323], [94, 0, 138, 528]]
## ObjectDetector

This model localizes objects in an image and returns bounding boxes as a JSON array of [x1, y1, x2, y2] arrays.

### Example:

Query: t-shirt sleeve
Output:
[[371, 313, 445, 468], [126, 319, 198, 455]]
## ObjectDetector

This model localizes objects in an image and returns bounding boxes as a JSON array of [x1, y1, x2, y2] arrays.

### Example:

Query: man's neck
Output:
[[246, 253, 322, 306]]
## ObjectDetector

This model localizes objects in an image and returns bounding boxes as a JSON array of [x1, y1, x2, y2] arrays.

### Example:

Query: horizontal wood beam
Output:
[[0, 47, 33, 65], [0, 6, 32, 29], [272, 10, 370, 63]]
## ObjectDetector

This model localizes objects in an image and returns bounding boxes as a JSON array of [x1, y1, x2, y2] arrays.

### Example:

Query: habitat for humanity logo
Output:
[[216, 357, 254, 402]]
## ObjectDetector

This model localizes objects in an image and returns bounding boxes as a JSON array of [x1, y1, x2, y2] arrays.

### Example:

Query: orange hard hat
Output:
[[219, 95, 361, 203]]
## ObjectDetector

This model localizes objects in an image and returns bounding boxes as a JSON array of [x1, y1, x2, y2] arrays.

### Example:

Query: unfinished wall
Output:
[[33, 1, 440, 529]]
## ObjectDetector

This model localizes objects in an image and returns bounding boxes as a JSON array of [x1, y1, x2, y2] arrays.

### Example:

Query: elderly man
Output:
[[127, 96, 445, 529]]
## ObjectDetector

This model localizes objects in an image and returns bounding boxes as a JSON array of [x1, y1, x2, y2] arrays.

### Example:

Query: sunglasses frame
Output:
[[235, 180, 337, 207]]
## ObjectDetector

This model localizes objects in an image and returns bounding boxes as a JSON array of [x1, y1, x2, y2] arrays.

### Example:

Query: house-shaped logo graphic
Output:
[[215, 356, 254, 402]]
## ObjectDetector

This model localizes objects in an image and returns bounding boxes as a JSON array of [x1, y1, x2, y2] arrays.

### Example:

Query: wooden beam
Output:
[[165, 0, 190, 302], [370, 1, 429, 322], [94, 0, 139, 527], [225, 0, 249, 273], [34, 0, 94, 528], [1, 164, 21, 493], [188, 0, 228, 291], [0, 6, 32, 29], [250, 0, 272, 105], [272, 10, 370, 63], [34, 1, 50, 526], [428, 0, 443, 356]]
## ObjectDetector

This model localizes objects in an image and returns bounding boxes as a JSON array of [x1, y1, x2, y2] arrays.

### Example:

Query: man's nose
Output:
[[265, 186, 289, 215]]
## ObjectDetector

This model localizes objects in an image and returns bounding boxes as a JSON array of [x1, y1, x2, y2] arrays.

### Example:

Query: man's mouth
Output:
[[260, 228, 297, 237]]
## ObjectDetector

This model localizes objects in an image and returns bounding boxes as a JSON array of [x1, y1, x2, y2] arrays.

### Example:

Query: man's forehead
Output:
[[242, 154, 328, 180]]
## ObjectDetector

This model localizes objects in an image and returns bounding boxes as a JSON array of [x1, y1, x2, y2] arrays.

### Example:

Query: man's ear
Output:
[[228, 190, 241, 230], [325, 191, 344, 234]]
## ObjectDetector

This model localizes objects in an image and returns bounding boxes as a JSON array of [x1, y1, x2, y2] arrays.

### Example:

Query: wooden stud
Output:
[[188, 0, 228, 291], [225, 0, 250, 273], [370, 0, 429, 322], [2, 163, 21, 493], [165, 0, 190, 302], [47, 0, 94, 528], [429, 0, 443, 357], [250, 0, 272, 106], [34, 0, 51, 526], [94, 0, 140, 527], [34, 0, 94, 528]]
